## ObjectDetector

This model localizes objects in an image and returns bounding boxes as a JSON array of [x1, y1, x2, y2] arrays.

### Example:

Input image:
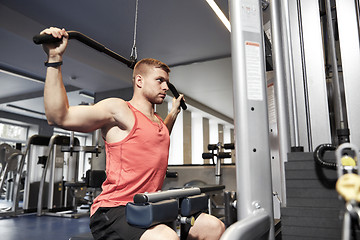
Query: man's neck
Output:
[[129, 98, 155, 117]]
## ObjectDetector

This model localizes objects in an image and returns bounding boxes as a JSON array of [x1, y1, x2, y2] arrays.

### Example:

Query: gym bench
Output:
[[69, 184, 224, 240]]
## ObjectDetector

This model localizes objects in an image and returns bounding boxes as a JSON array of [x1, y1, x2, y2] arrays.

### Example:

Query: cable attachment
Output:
[[313, 143, 337, 170], [130, 45, 137, 69], [336, 143, 360, 178], [130, 46, 137, 62], [129, 0, 139, 68]]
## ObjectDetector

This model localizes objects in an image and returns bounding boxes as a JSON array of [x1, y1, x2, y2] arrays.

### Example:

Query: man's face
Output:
[[142, 66, 169, 104]]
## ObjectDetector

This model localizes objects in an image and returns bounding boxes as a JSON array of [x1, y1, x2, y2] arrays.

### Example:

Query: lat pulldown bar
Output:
[[33, 30, 187, 110], [33, 31, 135, 68]]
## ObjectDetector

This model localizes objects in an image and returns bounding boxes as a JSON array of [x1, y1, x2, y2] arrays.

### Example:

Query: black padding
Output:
[[126, 199, 178, 228], [86, 170, 106, 188], [133, 193, 148, 203], [198, 184, 225, 193], [207, 144, 218, 150], [54, 135, 80, 146], [217, 152, 231, 159], [180, 194, 209, 217], [30, 135, 50, 146], [166, 171, 178, 178], [202, 152, 214, 159], [223, 143, 235, 149]]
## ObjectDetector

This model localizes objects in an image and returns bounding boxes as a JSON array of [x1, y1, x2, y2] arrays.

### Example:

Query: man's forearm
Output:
[[44, 66, 70, 126], [164, 108, 180, 135]]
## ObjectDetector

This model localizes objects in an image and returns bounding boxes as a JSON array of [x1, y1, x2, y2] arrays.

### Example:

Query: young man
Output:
[[41, 27, 225, 240]]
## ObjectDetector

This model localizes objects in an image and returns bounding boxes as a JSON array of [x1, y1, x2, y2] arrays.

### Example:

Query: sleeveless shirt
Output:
[[90, 102, 170, 216]]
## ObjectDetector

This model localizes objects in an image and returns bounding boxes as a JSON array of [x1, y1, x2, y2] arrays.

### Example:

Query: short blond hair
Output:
[[132, 58, 170, 80]]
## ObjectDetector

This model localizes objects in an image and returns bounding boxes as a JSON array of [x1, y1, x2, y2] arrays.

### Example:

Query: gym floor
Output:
[[0, 200, 91, 240], [0, 198, 282, 240], [0, 213, 91, 240]]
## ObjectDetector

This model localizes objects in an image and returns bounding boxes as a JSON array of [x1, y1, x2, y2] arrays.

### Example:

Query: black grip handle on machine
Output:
[[33, 30, 136, 68], [33, 33, 63, 45], [208, 144, 218, 151], [217, 152, 231, 159], [202, 152, 214, 159], [207, 143, 234, 151], [223, 143, 235, 150], [167, 82, 187, 110], [202, 152, 231, 161]]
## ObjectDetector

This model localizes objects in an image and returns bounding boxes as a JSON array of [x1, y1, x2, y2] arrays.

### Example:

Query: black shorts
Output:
[[89, 206, 147, 240]]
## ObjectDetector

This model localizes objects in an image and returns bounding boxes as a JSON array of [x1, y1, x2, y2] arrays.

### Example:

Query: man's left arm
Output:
[[164, 94, 183, 134]]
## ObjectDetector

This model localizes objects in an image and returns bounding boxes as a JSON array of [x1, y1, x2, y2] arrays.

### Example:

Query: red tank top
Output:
[[90, 102, 170, 216]]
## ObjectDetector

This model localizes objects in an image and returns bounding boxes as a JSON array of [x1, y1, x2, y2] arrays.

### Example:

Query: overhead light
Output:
[[206, 0, 231, 32], [0, 68, 45, 84], [79, 91, 95, 100]]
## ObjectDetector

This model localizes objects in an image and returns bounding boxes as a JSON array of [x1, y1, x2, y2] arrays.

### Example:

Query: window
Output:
[[0, 121, 29, 145]]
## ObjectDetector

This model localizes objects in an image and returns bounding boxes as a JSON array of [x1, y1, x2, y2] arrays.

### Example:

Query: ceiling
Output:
[[0, 0, 237, 122]]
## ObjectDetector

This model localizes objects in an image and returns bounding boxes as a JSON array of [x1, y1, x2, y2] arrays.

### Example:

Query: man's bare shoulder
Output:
[[96, 98, 134, 128], [96, 98, 130, 113]]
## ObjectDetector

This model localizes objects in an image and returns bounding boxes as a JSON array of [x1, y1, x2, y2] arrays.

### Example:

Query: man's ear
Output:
[[134, 74, 143, 88]]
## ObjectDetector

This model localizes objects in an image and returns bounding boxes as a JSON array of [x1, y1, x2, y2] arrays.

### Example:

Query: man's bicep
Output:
[[57, 98, 130, 133], [61, 104, 114, 132]]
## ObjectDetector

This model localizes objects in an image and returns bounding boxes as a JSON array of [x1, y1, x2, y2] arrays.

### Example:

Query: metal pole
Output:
[[227, 0, 274, 238], [295, 0, 313, 151], [270, 0, 292, 206], [342, 210, 351, 240], [324, 0, 345, 129], [37, 135, 58, 216], [356, 0, 360, 38], [220, 209, 271, 240], [335, 0, 360, 147], [281, 0, 301, 148]]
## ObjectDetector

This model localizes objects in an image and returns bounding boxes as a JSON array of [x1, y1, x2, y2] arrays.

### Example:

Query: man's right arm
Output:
[[41, 27, 132, 134], [42, 27, 71, 127]]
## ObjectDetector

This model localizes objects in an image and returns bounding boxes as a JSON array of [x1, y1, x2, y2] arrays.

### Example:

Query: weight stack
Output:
[[281, 151, 349, 240]]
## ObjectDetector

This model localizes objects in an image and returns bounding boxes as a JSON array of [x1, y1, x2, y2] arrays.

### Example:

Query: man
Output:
[[41, 27, 225, 240]]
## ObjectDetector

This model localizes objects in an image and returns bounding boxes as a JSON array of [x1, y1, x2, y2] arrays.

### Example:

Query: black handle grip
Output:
[[166, 171, 178, 178], [217, 152, 232, 159], [33, 31, 105, 52], [224, 143, 235, 150], [33, 31, 135, 68], [208, 144, 218, 151], [133, 193, 148, 203], [168, 83, 187, 110], [202, 153, 214, 159], [33, 33, 63, 45]]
